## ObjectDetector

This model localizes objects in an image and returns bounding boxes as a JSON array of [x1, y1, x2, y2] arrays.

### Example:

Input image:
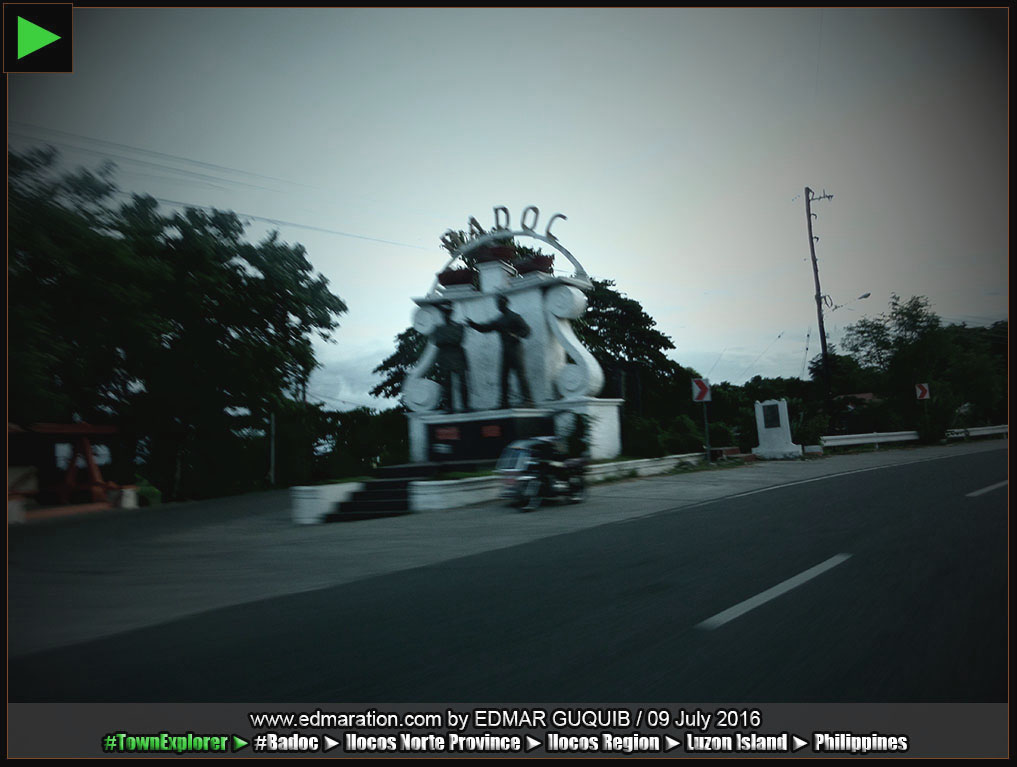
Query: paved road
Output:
[[8, 440, 1007, 702]]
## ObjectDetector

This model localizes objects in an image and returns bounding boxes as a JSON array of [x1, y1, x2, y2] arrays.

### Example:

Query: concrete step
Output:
[[324, 508, 413, 523], [351, 487, 407, 501], [373, 460, 497, 479], [336, 498, 411, 513], [327, 460, 498, 522]]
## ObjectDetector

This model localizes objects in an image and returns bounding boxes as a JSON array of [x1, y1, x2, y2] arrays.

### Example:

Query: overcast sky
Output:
[[8, 8, 1008, 410]]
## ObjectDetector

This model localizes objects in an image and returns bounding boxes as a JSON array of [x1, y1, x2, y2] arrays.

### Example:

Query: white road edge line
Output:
[[613, 443, 1006, 525], [966, 480, 1008, 498], [723, 454, 974, 501], [697, 553, 853, 631]]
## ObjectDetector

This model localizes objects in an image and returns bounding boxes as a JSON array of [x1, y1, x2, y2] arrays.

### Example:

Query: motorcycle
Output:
[[495, 437, 587, 511]]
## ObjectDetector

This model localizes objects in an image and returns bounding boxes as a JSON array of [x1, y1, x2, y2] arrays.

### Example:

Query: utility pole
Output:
[[804, 186, 834, 401]]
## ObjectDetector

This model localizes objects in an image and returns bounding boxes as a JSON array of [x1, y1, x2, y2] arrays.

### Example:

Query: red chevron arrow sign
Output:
[[692, 378, 711, 402], [915, 383, 930, 400]]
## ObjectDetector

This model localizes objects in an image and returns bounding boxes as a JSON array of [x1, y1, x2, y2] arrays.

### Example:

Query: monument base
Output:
[[407, 398, 623, 463], [407, 408, 555, 463], [751, 446, 803, 460], [547, 397, 623, 460]]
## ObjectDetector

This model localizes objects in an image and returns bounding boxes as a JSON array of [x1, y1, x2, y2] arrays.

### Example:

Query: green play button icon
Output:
[[4, 4, 73, 72], [17, 16, 60, 59]]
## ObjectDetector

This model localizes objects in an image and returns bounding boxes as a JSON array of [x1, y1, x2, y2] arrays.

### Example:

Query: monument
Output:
[[402, 206, 622, 462], [751, 399, 803, 459]]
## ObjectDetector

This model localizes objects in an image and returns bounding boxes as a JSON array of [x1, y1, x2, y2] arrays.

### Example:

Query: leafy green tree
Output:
[[839, 294, 1006, 435], [574, 279, 674, 369], [371, 327, 426, 400], [9, 148, 347, 498], [573, 279, 687, 419], [9, 148, 164, 424], [806, 350, 879, 397], [842, 294, 941, 371]]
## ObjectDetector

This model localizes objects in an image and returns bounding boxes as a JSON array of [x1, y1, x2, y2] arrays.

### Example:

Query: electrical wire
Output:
[[706, 348, 727, 378], [306, 389, 377, 410], [736, 331, 785, 382], [11, 126, 434, 250], [11, 121, 311, 188], [107, 190, 430, 250]]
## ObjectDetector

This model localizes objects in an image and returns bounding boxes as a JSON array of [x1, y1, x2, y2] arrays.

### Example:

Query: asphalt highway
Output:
[[9, 443, 1006, 702]]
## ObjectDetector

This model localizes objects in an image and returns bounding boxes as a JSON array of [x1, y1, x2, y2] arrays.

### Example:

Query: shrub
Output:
[[135, 477, 162, 506], [660, 415, 704, 455], [708, 422, 735, 446], [622, 415, 665, 457], [795, 414, 830, 446]]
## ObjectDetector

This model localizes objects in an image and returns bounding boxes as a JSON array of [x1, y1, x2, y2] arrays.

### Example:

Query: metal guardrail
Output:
[[945, 425, 1009, 439], [821, 424, 1007, 448], [821, 431, 918, 447]]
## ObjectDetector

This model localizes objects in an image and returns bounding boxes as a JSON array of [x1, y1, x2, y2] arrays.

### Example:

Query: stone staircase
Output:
[[325, 460, 497, 522]]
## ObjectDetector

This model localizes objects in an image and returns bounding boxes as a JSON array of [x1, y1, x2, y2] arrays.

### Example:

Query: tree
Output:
[[839, 294, 1007, 436], [9, 148, 348, 498], [371, 327, 426, 400], [842, 294, 941, 371], [314, 406, 409, 478], [574, 279, 674, 368], [10, 147, 156, 423], [806, 348, 880, 397]]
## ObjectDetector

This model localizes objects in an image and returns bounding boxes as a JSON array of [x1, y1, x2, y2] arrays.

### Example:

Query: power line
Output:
[[12, 130, 433, 251], [110, 191, 431, 251], [705, 348, 728, 378], [11, 121, 312, 189], [10, 122, 450, 222], [736, 331, 786, 381], [9, 131, 288, 195], [306, 390, 376, 410]]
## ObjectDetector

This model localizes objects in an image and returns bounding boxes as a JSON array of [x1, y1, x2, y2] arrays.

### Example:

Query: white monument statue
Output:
[[402, 206, 622, 462], [752, 399, 803, 460]]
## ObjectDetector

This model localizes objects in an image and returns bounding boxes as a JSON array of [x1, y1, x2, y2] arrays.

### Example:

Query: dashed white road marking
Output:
[[966, 480, 1007, 498], [697, 553, 853, 630]]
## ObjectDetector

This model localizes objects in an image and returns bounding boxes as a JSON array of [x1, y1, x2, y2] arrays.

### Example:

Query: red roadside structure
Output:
[[8, 423, 130, 519]]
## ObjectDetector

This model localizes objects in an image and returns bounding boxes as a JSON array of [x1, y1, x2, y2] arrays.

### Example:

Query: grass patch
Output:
[[667, 460, 740, 476]]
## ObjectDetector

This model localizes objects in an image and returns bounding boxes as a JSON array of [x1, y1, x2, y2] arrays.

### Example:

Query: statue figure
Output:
[[431, 302, 470, 413], [468, 294, 534, 409]]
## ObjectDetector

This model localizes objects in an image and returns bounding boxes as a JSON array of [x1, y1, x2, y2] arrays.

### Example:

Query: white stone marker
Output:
[[751, 399, 803, 460]]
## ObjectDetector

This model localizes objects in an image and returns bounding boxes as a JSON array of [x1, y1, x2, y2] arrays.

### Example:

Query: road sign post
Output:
[[915, 382, 931, 432], [702, 403, 711, 463], [692, 379, 712, 462]]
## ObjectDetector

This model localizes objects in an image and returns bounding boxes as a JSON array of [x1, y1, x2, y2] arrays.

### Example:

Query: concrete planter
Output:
[[410, 476, 502, 511], [586, 453, 703, 482], [291, 482, 364, 525]]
